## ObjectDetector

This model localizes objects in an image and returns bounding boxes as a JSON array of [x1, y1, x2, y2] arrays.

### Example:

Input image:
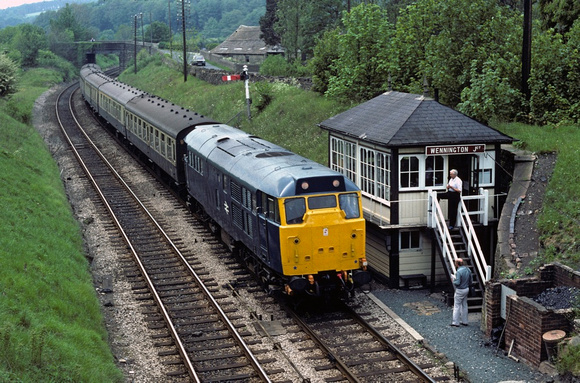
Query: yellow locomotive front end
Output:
[[280, 191, 370, 296]]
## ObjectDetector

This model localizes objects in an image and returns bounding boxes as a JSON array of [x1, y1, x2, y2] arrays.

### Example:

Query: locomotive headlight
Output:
[[301, 182, 309, 190], [293, 237, 300, 244], [333, 179, 340, 187], [351, 233, 357, 239]]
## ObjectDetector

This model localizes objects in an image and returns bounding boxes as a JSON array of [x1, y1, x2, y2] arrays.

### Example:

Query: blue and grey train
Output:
[[79, 64, 371, 297]]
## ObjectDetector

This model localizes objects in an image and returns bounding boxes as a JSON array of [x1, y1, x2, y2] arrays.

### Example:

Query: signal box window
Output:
[[285, 198, 306, 224], [425, 155, 445, 187], [400, 156, 419, 188], [400, 231, 421, 250]]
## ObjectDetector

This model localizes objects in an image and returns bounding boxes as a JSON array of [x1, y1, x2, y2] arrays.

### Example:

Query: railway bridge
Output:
[[55, 41, 153, 69]]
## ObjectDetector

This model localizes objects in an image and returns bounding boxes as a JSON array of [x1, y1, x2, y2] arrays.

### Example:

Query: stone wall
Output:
[[484, 263, 579, 367], [190, 66, 313, 90]]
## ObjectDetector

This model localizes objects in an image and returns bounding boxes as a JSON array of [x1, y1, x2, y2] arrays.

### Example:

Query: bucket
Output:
[[542, 329, 566, 362]]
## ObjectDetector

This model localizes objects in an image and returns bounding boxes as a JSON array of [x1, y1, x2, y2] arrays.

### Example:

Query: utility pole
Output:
[[177, 0, 190, 82], [134, 14, 137, 74], [168, 0, 173, 59], [140, 13, 145, 47], [522, 0, 532, 104]]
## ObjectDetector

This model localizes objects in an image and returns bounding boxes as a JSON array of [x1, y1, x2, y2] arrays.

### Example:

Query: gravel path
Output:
[[371, 286, 550, 383]]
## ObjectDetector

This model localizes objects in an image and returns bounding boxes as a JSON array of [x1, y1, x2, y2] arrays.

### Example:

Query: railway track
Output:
[[280, 299, 441, 382], [56, 81, 276, 382], [48, 76, 456, 383]]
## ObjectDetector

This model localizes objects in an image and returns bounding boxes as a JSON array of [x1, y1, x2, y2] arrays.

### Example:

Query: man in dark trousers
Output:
[[446, 169, 462, 230]]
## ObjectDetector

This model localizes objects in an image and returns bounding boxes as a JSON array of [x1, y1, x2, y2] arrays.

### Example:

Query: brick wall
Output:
[[484, 263, 580, 367]]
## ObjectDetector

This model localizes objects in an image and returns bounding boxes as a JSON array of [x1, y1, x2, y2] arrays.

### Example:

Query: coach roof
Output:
[[125, 94, 217, 139]]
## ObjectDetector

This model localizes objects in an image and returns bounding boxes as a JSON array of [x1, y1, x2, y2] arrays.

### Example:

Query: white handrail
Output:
[[427, 191, 459, 275], [458, 198, 490, 284], [427, 190, 490, 285]]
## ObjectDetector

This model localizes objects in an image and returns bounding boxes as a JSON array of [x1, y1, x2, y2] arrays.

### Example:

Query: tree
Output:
[[146, 21, 170, 43], [326, 3, 394, 101], [309, 27, 340, 94], [538, 0, 580, 34], [260, 0, 280, 46], [275, 0, 313, 60], [393, 0, 522, 106], [49, 3, 89, 42], [13, 24, 47, 67], [0, 53, 18, 98]]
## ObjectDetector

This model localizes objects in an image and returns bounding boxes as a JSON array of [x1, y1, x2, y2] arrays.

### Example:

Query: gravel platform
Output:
[[371, 287, 553, 383]]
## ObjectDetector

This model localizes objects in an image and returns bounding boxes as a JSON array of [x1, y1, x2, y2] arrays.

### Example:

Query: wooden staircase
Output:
[[428, 190, 491, 313]]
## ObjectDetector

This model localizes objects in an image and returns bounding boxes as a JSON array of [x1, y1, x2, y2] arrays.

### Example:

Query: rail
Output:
[[57, 82, 271, 382]]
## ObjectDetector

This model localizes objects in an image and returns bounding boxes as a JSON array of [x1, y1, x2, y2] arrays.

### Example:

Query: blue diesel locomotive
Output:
[[79, 64, 370, 297]]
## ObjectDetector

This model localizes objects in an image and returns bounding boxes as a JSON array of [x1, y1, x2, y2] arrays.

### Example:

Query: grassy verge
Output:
[[494, 122, 580, 268], [0, 68, 123, 382], [121, 56, 580, 269]]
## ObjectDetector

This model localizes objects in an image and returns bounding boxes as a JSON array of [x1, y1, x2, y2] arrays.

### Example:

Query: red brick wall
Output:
[[504, 295, 571, 366], [484, 263, 579, 367]]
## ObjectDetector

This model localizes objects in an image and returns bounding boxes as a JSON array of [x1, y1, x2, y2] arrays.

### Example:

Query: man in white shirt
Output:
[[446, 169, 462, 230]]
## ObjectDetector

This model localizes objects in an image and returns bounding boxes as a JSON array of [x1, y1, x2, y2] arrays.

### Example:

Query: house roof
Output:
[[211, 25, 270, 56], [318, 91, 513, 148]]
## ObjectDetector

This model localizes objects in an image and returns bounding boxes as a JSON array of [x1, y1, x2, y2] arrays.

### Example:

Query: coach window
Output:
[[285, 198, 306, 224], [160, 133, 166, 156]]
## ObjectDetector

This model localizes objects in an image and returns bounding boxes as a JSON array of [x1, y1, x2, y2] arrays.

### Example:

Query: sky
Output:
[[0, 0, 45, 10]]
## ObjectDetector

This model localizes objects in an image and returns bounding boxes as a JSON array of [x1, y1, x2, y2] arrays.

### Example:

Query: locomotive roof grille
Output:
[[255, 151, 293, 158]]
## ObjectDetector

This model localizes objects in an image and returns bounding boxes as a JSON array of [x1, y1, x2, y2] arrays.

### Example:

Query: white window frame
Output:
[[400, 230, 422, 251], [477, 152, 495, 187], [330, 136, 357, 183], [399, 154, 447, 191], [360, 147, 390, 202]]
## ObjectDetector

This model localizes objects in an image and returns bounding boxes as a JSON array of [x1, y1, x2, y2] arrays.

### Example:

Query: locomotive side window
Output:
[[261, 194, 280, 224], [285, 198, 306, 224], [339, 193, 361, 219], [308, 195, 337, 210]]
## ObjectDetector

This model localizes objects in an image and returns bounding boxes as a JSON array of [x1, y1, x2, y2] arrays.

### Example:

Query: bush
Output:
[[0, 53, 19, 98], [259, 55, 310, 77]]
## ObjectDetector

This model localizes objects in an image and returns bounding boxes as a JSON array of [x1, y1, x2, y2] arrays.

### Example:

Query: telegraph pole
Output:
[[134, 14, 137, 74], [177, 0, 189, 82]]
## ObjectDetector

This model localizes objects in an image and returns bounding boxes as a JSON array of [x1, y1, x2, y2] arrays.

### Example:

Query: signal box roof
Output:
[[318, 91, 513, 148]]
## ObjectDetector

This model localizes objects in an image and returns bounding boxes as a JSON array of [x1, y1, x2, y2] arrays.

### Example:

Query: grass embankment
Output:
[[0, 69, 123, 382], [495, 122, 580, 269], [122, 56, 580, 270]]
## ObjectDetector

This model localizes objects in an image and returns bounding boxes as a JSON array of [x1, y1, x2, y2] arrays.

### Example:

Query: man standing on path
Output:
[[446, 169, 462, 230], [450, 258, 471, 327]]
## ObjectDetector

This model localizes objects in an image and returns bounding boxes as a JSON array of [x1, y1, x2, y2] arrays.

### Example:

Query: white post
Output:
[[243, 65, 251, 120]]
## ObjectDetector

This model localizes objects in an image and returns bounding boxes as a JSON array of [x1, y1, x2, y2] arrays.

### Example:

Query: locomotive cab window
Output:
[[339, 193, 361, 219], [307, 195, 337, 210], [285, 198, 306, 225]]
